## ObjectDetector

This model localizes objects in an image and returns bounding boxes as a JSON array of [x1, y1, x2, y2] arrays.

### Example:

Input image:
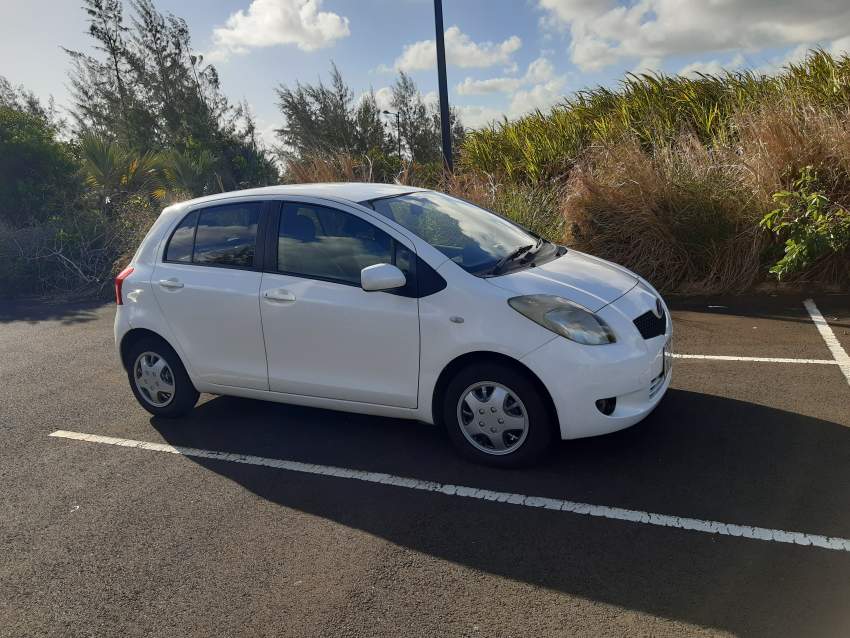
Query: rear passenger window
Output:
[[165, 210, 198, 263], [192, 203, 261, 268]]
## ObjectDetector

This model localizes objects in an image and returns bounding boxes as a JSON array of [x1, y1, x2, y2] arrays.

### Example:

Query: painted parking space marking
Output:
[[50, 430, 850, 553], [804, 299, 850, 387], [671, 353, 837, 365]]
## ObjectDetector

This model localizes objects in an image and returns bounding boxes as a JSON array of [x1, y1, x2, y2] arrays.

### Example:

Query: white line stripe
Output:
[[671, 353, 837, 365], [804, 299, 850, 387], [50, 430, 850, 553]]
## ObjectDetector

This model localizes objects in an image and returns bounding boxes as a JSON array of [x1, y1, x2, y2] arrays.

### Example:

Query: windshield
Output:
[[368, 191, 538, 274]]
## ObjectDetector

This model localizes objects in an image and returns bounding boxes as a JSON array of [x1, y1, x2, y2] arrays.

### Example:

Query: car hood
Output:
[[486, 250, 639, 312]]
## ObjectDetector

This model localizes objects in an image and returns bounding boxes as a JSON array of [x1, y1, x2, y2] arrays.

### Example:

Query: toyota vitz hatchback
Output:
[[115, 183, 671, 467]]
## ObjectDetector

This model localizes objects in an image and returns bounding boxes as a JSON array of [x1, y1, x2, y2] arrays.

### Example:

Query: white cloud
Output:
[[456, 76, 524, 95], [830, 35, 850, 57], [363, 87, 437, 115], [455, 56, 567, 128], [457, 74, 565, 129], [456, 56, 558, 95], [457, 105, 505, 129], [571, 35, 618, 71], [755, 44, 815, 76], [209, 0, 349, 61], [391, 26, 521, 71], [538, 0, 850, 71], [525, 57, 556, 84], [633, 57, 662, 75], [508, 77, 566, 117], [454, 56, 565, 124], [539, 0, 615, 25], [257, 120, 280, 149], [373, 86, 394, 112], [678, 53, 746, 78]]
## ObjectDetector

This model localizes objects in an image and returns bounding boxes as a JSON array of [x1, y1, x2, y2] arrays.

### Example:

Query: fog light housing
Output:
[[595, 397, 616, 416]]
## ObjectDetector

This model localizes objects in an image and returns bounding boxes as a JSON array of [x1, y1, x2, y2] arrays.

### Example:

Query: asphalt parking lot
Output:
[[1, 294, 849, 637]]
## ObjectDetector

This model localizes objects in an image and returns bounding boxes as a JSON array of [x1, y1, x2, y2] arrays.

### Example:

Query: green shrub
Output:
[[0, 106, 80, 227], [761, 166, 850, 279], [0, 199, 156, 298]]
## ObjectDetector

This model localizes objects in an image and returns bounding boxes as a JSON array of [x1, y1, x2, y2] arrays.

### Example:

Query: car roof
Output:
[[161, 182, 427, 215]]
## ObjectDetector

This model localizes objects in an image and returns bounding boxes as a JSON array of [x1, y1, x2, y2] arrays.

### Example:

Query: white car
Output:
[[114, 183, 671, 466]]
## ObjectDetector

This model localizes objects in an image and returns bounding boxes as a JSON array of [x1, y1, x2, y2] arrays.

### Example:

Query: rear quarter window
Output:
[[164, 210, 198, 263], [164, 203, 262, 269]]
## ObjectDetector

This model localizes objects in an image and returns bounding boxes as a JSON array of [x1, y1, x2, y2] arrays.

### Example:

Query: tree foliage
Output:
[[0, 78, 79, 227], [276, 65, 465, 170], [275, 64, 389, 158], [65, 0, 278, 192], [389, 71, 464, 164]]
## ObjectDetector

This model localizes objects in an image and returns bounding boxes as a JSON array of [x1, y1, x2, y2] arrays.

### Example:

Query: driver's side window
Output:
[[277, 203, 395, 285]]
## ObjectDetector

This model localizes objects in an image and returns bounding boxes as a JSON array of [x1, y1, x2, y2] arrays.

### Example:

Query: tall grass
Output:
[[453, 50, 850, 291], [286, 50, 850, 292], [461, 50, 850, 183], [562, 137, 767, 292]]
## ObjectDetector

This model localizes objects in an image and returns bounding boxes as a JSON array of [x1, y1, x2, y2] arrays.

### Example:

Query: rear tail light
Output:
[[115, 266, 134, 305]]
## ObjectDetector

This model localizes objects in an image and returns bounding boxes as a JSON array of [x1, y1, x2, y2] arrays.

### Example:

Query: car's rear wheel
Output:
[[442, 362, 555, 467], [126, 337, 198, 418]]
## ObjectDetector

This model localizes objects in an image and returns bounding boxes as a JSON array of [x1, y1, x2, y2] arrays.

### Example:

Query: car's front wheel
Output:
[[126, 337, 198, 418], [442, 362, 556, 467]]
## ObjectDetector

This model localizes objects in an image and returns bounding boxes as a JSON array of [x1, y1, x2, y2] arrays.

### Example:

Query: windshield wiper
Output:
[[488, 243, 535, 276]]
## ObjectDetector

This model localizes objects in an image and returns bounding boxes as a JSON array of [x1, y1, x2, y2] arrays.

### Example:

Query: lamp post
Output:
[[382, 110, 402, 160], [433, 0, 453, 171]]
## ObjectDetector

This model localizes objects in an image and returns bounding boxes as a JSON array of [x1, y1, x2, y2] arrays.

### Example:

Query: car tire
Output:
[[442, 362, 556, 468], [126, 336, 199, 418]]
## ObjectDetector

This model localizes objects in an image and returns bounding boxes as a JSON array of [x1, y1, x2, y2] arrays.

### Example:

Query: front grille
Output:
[[633, 308, 666, 339]]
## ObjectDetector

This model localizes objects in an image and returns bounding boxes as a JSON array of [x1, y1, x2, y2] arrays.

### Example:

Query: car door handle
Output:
[[263, 289, 296, 303], [159, 278, 184, 290]]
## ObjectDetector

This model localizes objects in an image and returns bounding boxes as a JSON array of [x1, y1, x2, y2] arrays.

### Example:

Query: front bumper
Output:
[[521, 285, 671, 440]]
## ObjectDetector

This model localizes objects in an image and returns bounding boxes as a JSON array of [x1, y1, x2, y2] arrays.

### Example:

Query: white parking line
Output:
[[50, 430, 850, 553], [671, 353, 837, 365], [804, 299, 850, 387]]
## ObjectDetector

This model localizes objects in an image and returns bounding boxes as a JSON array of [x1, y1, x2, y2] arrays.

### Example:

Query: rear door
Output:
[[260, 200, 420, 408], [151, 200, 269, 390]]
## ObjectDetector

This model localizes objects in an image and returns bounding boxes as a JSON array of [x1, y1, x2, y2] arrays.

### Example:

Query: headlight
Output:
[[508, 295, 616, 345]]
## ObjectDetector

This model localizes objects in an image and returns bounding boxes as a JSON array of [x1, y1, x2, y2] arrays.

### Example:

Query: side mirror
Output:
[[361, 263, 406, 292]]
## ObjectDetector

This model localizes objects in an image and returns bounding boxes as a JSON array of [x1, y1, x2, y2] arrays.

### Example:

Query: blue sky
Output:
[[2, 0, 850, 145]]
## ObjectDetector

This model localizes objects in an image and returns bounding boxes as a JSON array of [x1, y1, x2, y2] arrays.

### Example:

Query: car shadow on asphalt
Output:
[[150, 389, 850, 636], [0, 299, 109, 324]]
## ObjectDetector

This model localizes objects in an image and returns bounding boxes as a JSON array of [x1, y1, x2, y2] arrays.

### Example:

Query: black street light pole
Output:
[[382, 110, 402, 160], [433, 0, 453, 172]]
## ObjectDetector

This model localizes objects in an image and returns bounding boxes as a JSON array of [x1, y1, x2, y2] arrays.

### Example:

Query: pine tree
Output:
[[65, 0, 277, 191]]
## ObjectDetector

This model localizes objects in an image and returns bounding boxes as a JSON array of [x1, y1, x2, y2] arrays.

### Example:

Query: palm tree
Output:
[[77, 132, 163, 208], [161, 149, 220, 199]]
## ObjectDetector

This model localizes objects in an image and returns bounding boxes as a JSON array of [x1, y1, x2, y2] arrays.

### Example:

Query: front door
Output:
[[152, 201, 268, 390], [260, 201, 420, 408]]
